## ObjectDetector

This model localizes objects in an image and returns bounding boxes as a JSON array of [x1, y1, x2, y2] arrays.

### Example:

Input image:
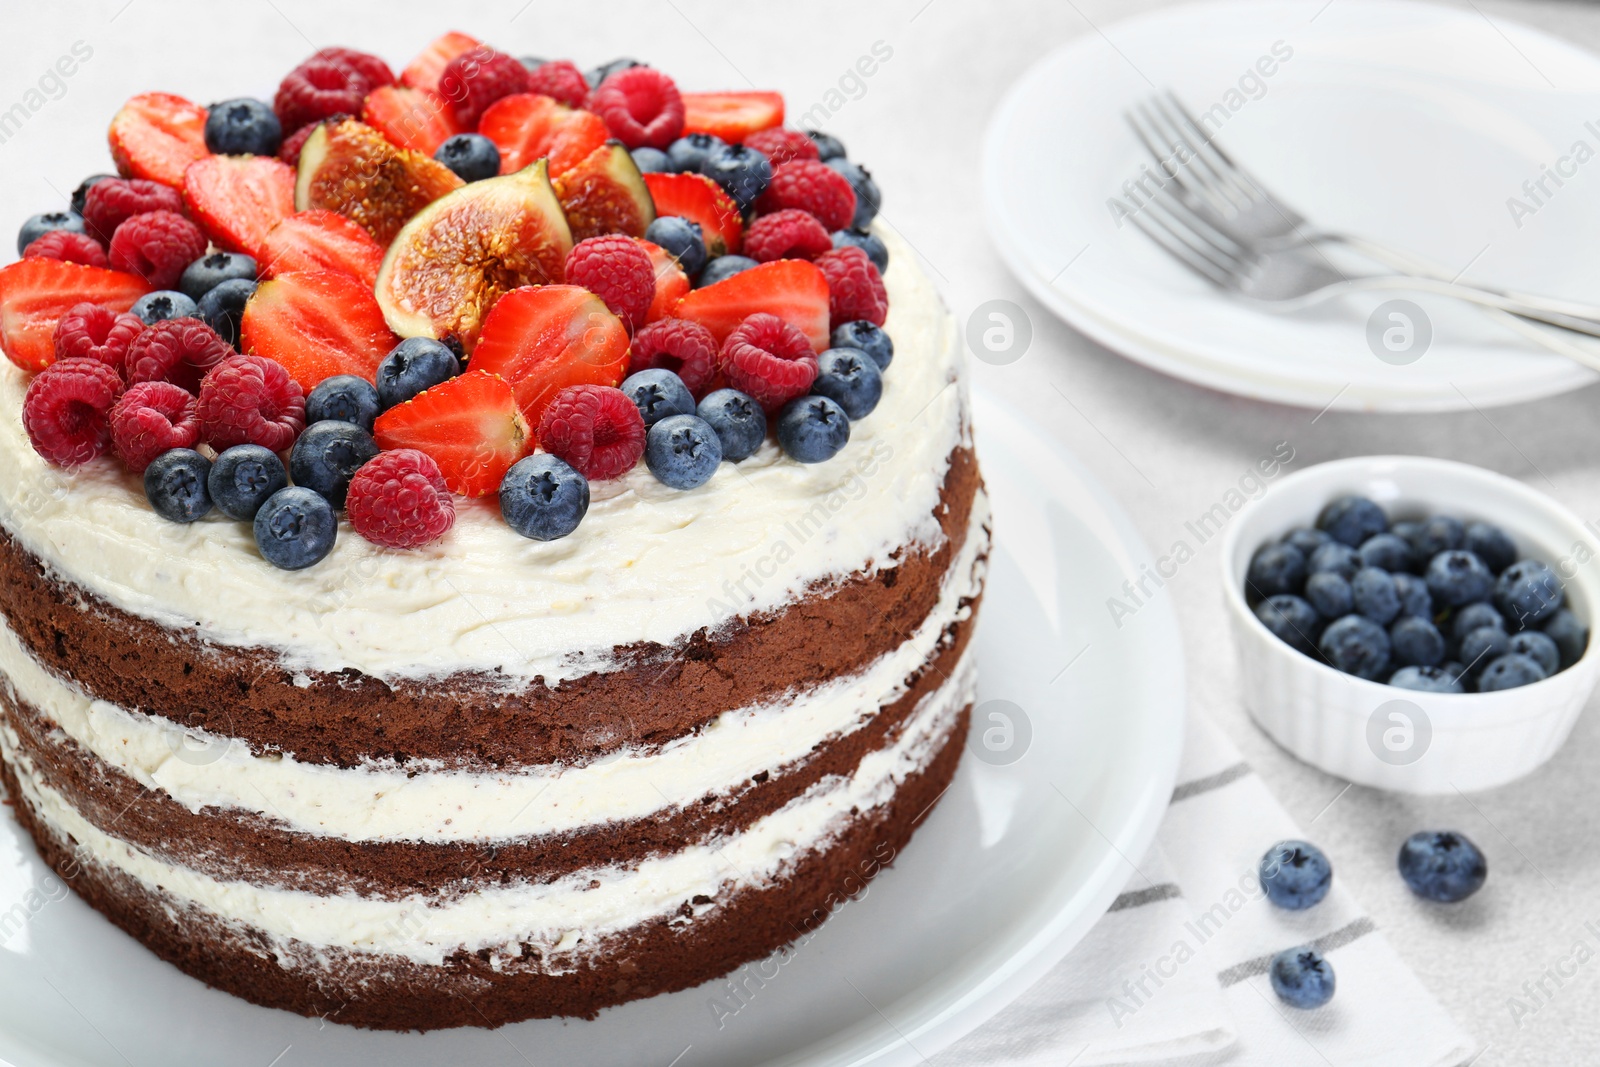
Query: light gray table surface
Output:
[[3, 1, 1599, 1064]]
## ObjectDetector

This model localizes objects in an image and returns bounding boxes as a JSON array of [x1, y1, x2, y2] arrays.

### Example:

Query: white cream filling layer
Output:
[[0, 230, 967, 686], [0, 494, 988, 843], [2, 649, 974, 966]]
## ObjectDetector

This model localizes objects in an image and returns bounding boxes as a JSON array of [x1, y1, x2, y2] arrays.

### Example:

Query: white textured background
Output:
[[3, 0, 1599, 1064]]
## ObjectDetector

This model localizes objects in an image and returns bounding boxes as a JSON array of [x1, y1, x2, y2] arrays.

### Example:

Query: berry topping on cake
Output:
[[523, 59, 589, 110], [564, 236, 656, 333], [376, 337, 459, 410], [17, 212, 89, 258], [743, 209, 833, 263], [144, 448, 212, 522], [681, 91, 784, 143], [306, 374, 381, 432], [130, 290, 199, 325], [643, 172, 743, 256], [696, 388, 766, 462], [362, 86, 462, 156], [815, 245, 888, 330], [621, 368, 695, 428], [832, 319, 892, 369], [812, 347, 882, 419], [108, 92, 210, 188], [776, 394, 850, 463], [552, 143, 655, 242], [257, 211, 385, 288], [254, 486, 337, 569], [678, 259, 830, 350], [372, 369, 528, 496], [22, 357, 124, 466], [591, 67, 685, 150], [204, 97, 284, 156], [54, 303, 144, 370], [196, 353, 307, 452], [466, 285, 629, 429], [433, 133, 501, 183], [629, 318, 718, 397], [82, 177, 186, 244], [295, 119, 464, 247], [182, 155, 297, 257], [479, 93, 609, 177], [401, 32, 482, 94], [346, 449, 456, 548], [0, 259, 151, 372], [125, 317, 233, 391], [289, 420, 379, 508], [760, 160, 857, 232], [743, 127, 820, 166], [438, 49, 531, 129], [108, 211, 210, 290], [241, 271, 397, 391], [718, 312, 818, 412], [701, 143, 772, 212], [179, 252, 258, 301], [110, 381, 200, 472], [208, 444, 289, 521], [500, 453, 589, 541], [637, 239, 692, 324], [538, 384, 646, 480], [645, 413, 722, 490], [24, 231, 110, 269], [276, 48, 395, 136]]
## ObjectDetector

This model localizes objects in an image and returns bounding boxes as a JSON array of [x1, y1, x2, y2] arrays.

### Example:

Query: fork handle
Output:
[[1332, 274, 1600, 340]]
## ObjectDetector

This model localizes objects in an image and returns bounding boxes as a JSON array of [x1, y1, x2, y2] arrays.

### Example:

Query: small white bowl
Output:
[[1221, 455, 1600, 794]]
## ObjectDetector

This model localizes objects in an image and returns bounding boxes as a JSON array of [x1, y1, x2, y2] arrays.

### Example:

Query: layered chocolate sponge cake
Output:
[[0, 37, 985, 1029]]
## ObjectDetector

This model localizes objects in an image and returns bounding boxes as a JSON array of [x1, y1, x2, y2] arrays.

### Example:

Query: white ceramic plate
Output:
[[984, 0, 1600, 412], [0, 394, 1183, 1067]]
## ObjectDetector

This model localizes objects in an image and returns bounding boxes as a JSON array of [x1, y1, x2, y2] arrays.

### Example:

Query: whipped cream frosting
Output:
[[2, 648, 974, 966], [0, 495, 988, 843], [0, 229, 966, 686]]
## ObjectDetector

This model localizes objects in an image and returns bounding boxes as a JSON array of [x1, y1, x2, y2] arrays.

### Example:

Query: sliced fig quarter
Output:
[[295, 119, 463, 247]]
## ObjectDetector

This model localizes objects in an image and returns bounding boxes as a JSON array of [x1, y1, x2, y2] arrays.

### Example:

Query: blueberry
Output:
[[1279, 527, 1328, 559], [831, 320, 893, 370], [253, 486, 336, 570], [1308, 542, 1360, 581], [1543, 608, 1589, 669], [811, 347, 882, 420], [585, 57, 643, 88], [1478, 652, 1546, 690], [1459, 626, 1511, 672], [1390, 520, 1422, 547], [696, 388, 766, 462], [1389, 665, 1464, 693], [1359, 532, 1414, 572], [644, 216, 707, 280], [305, 375, 381, 432], [1246, 542, 1306, 600], [70, 174, 114, 217], [179, 252, 257, 301], [434, 133, 501, 183], [143, 449, 212, 522], [667, 132, 725, 174], [1440, 661, 1468, 686], [376, 337, 458, 410], [203, 97, 282, 156], [1316, 495, 1387, 547], [1426, 550, 1493, 608], [701, 143, 772, 211], [1392, 572, 1432, 618], [1494, 560, 1564, 628], [1304, 572, 1352, 618], [207, 444, 288, 521], [1269, 947, 1336, 1010], [289, 421, 379, 509], [621, 368, 695, 428], [696, 255, 759, 288], [1390, 615, 1445, 667], [1318, 615, 1391, 679], [17, 210, 86, 256], [1398, 830, 1487, 903], [131, 290, 198, 325], [1507, 631, 1560, 675], [645, 414, 723, 490], [631, 146, 672, 174], [1352, 567, 1401, 625], [196, 278, 257, 348], [1411, 515, 1465, 559], [500, 453, 589, 540], [1254, 595, 1321, 656], [1464, 521, 1517, 573], [824, 157, 880, 228], [832, 228, 888, 272], [1451, 601, 1504, 641], [776, 395, 850, 463], [806, 130, 847, 160], [1258, 840, 1332, 910]]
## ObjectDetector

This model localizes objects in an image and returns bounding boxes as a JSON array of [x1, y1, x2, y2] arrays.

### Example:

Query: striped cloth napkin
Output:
[[931, 714, 1478, 1067]]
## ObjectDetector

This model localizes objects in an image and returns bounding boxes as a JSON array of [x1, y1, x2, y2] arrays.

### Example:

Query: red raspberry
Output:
[[743, 209, 833, 263], [525, 59, 589, 110], [718, 313, 818, 412], [591, 68, 685, 150], [760, 160, 857, 232], [629, 318, 719, 398], [54, 303, 144, 371], [108, 211, 209, 290], [346, 449, 456, 548], [816, 246, 888, 330], [745, 128, 820, 167], [109, 381, 200, 473], [314, 47, 395, 93], [125, 317, 234, 393], [537, 384, 645, 481], [22, 357, 125, 467], [437, 49, 531, 129], [276, 51, 390, 135], [81, 178, 185, 245], [565, 236, 657, 334], [196, 354, 306, 452], [24, 231, 109, 268]]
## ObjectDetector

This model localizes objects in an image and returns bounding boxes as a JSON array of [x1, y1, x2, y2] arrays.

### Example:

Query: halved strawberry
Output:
[[401, 32, 482, 94], [676, 259, 830, 350], [373, 369, 528, 496], [636, 239, 690, 324], [642, 172, 743, 256], [240, 270, 397, 391], [109, 92, 210, 188], [0, 260, 151, 373], [183, 155, 297, 257], [257, 211, 386, 288], [681, 91, 784, 143], [479, 93, 609, 177], [362, 85, 463, 155], [467, 285, 630, 431]]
